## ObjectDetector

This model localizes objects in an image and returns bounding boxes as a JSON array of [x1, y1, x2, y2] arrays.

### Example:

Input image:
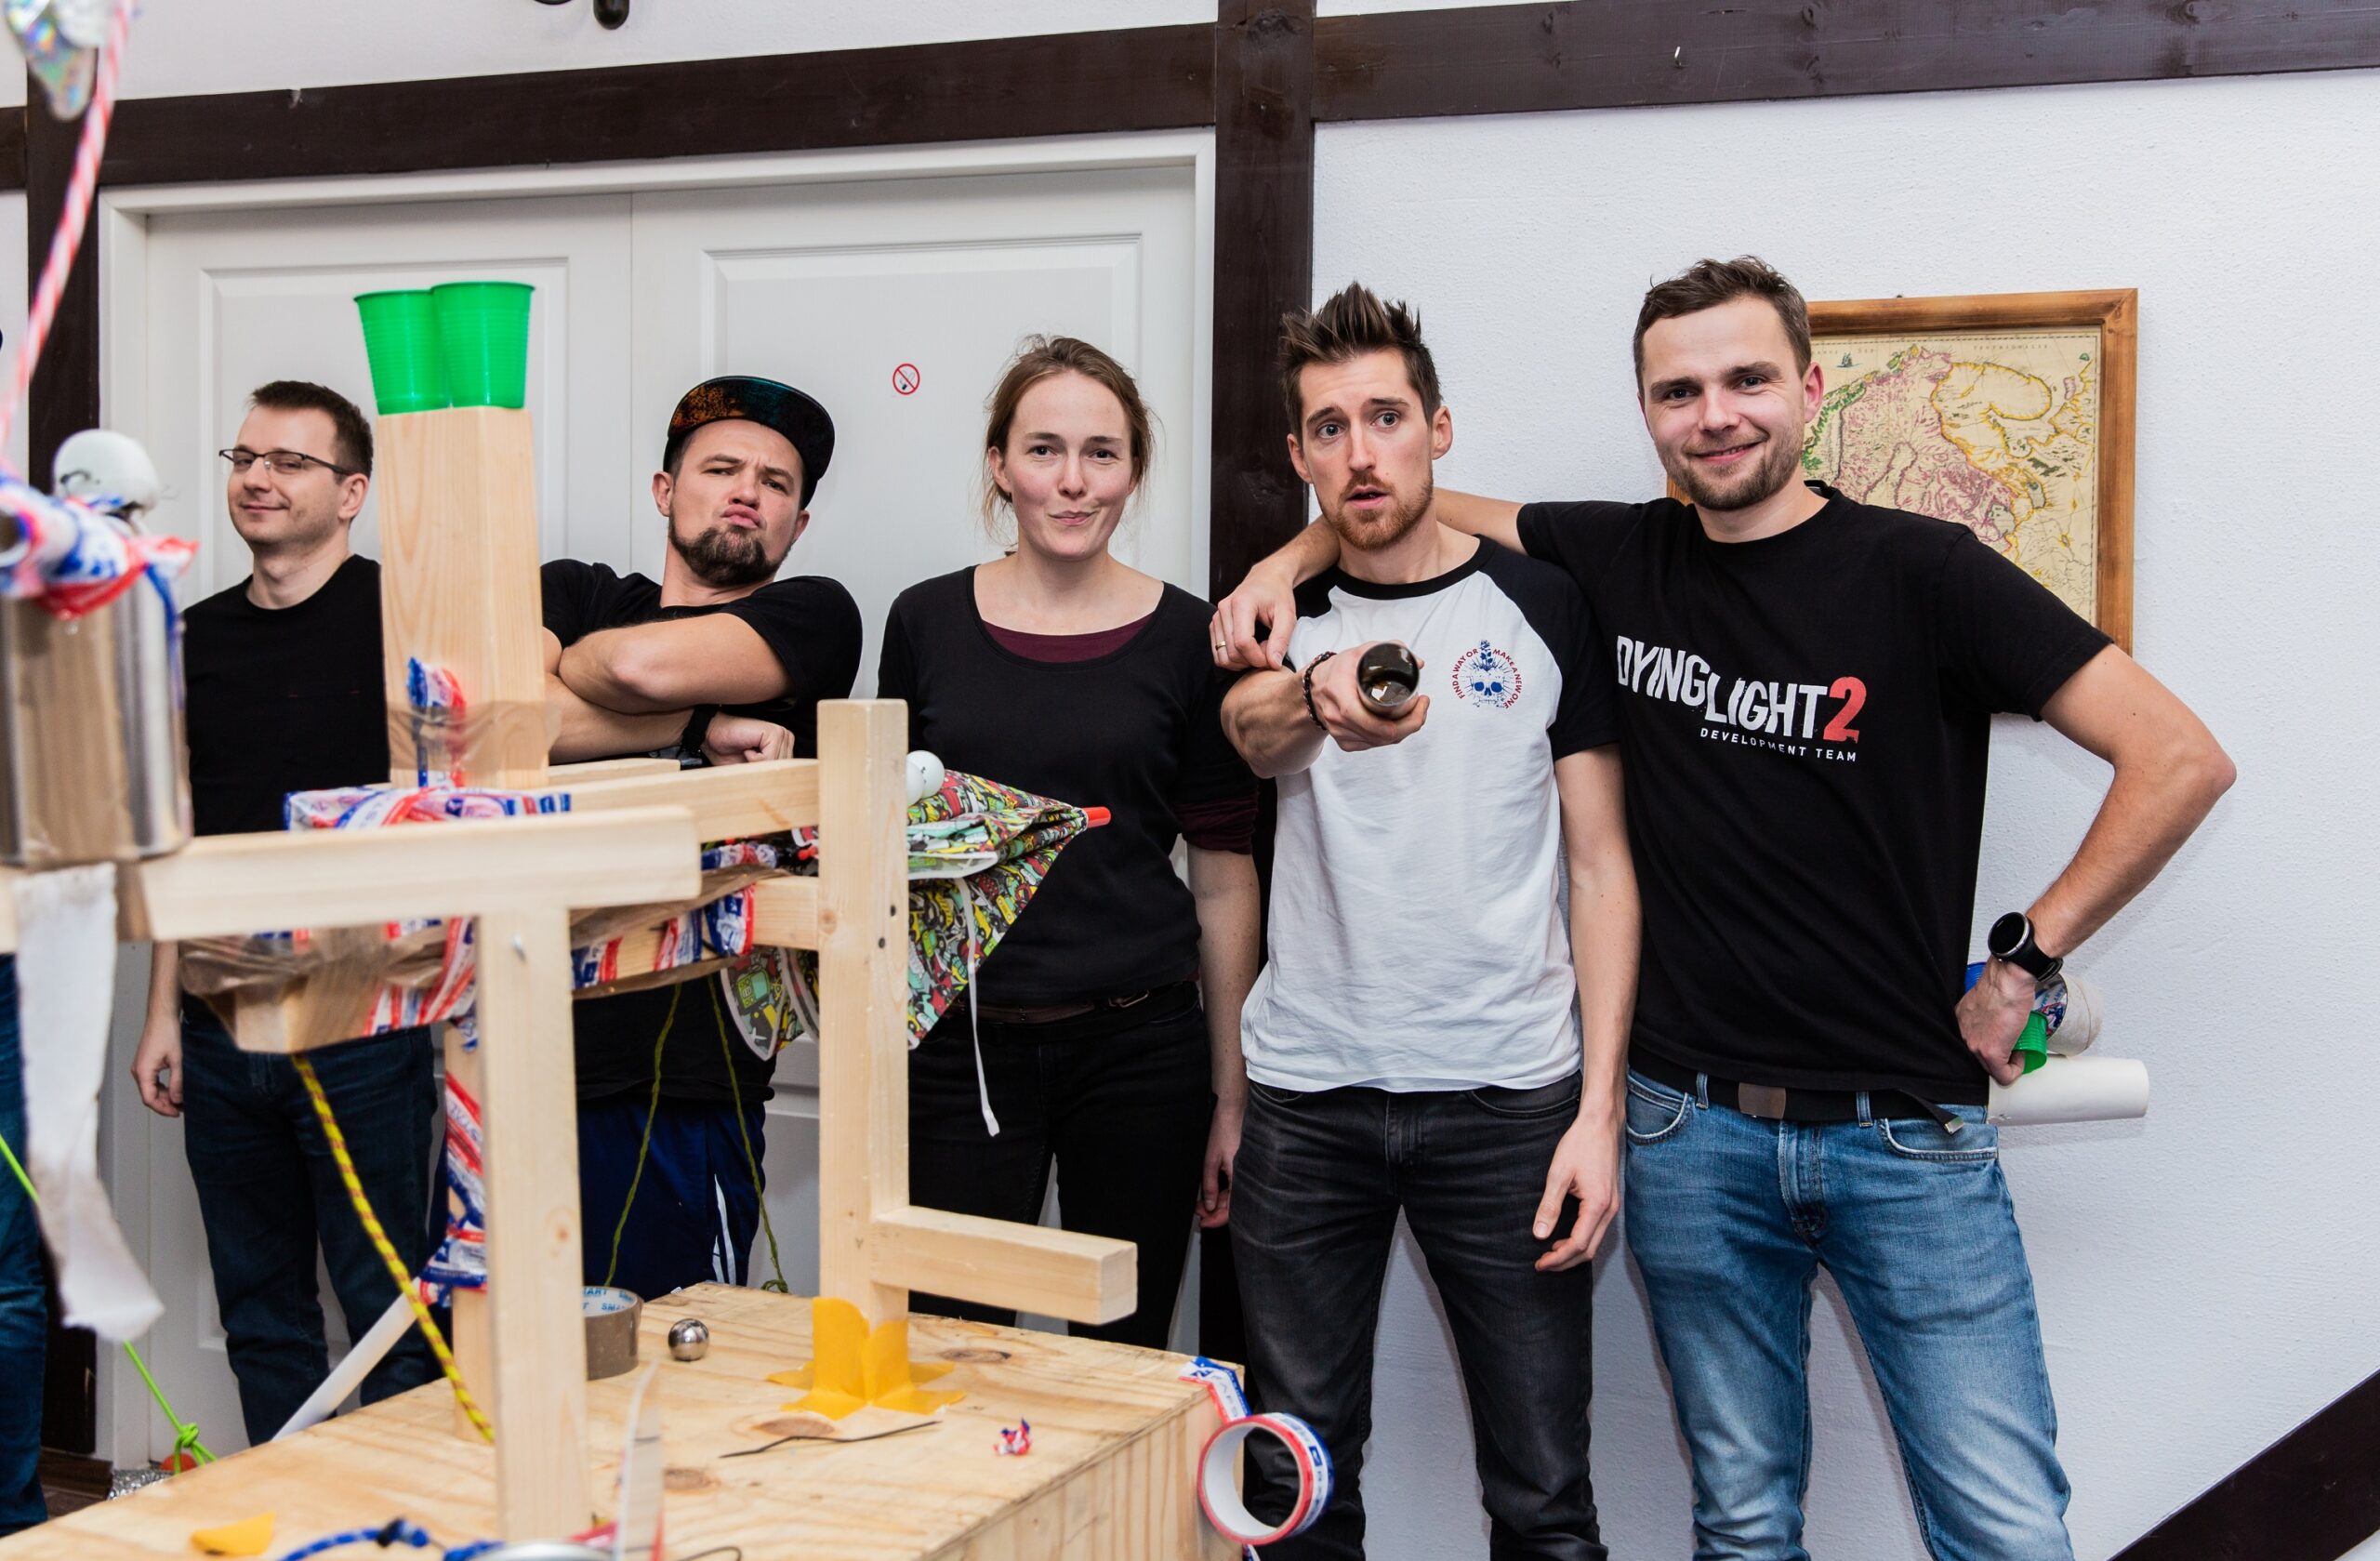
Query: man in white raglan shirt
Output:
[[1216, 283, 1639, 1561]]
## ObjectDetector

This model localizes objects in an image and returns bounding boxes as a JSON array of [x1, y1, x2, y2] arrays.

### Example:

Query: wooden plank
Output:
[[748, 876, 821, 950], [1210, 0, 1316, 599], [96, 27, 1214, 188], [375, 407, 549, 789], [814, 701, 913, 1326], [25, 93, 97, 494], [872, 1207, 1136, 1329], [546, 756, 681, 781], [556, 759, 821, 839], [471, 905, 589, 1539], [2112, 1368, 2380, 1561], [1314, 0, 2380, 124], [0, 110, 24, 195], [119, 808, 702, 940], [0, 1286, 1224, 1561]]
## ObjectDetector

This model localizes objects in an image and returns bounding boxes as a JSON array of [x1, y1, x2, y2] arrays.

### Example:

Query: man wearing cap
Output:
[[543, 375, 863, 1301]]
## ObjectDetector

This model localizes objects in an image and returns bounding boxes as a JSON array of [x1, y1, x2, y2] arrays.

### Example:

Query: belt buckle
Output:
[[1738, 1083, 1790, 1120], [1107, 989, 1153, 1010]]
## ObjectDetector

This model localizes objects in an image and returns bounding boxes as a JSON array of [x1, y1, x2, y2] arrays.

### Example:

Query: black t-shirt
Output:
[[1516, 483, 2110, 1102], [540, 561, 862, 758], [877, 568, 1254, 1006], [184, 554, 390, 837], [541, 560, 863, 1105]]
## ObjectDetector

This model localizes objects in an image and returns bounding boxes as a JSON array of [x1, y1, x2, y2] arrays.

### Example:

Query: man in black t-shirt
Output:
[[128, 381, 439, 1445], [541, 376, 861, 1303], [1213, 260, 2234, 1559]]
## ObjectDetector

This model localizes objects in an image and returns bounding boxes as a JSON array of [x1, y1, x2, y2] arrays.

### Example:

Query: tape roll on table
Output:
[[1181, 1356, 1333, 1551], [583, 1286, 641, 1381]]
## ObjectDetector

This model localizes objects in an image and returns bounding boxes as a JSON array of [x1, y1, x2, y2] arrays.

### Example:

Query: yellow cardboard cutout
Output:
[[190, 1512, 274, 1556], [773, 1297, 960, 1420]]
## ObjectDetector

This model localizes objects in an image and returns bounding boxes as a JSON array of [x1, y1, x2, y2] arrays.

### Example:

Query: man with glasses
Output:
[[129, 380, 441, 1445]]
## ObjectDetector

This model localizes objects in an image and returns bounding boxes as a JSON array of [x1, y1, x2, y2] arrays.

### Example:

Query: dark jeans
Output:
[[0, 959, 46, 1536], [1232, 1074, 1605, 1561], [907, 985, 1211, 1349], [578, 1094, 765, 1302], [179, 1007, 438, 1446]]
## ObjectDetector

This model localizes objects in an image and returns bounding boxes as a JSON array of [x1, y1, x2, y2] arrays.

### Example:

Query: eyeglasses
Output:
[[218, 447, 356, 479]]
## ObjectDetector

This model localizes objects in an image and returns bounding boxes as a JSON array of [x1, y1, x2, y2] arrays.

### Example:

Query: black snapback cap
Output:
[[665, 375, 836, 505]]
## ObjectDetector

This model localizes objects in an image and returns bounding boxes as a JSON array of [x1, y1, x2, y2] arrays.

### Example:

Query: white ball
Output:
[[54, 429, 163, 517], [906, 750, 945, 804]]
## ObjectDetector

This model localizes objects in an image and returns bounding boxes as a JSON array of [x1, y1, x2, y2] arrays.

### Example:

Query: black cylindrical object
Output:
[[1355, 642, 1420, 716]]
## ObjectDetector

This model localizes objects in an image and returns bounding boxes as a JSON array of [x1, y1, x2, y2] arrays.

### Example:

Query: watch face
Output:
[[1989, 911, 2030, 958]]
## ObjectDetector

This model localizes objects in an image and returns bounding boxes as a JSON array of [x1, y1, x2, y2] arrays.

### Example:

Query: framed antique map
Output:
[[1798, 289, 2136, 650]]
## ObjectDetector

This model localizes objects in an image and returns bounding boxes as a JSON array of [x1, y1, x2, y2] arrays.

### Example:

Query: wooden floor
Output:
[[0, 1287, 1233, 1560]]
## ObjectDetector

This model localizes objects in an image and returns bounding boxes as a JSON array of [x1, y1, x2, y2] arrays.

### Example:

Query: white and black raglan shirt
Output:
[[1240, 536, 1620, 1092]]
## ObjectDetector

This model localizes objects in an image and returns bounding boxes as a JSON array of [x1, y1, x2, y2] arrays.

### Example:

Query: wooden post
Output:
[[375, 405, 580, 1525], [814, 700, 911, 1324], [472, 905, 589, 1539]]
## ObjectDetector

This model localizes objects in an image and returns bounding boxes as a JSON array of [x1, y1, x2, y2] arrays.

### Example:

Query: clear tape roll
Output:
[[1182, 1356, 1333, 1551]]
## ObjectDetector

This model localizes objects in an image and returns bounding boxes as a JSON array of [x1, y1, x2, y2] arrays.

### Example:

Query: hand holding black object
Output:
[[1306, 641, 1428, 753]]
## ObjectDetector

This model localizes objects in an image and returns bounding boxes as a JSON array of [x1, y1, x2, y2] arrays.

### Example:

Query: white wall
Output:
[[1315, 68, 2380, 1561]]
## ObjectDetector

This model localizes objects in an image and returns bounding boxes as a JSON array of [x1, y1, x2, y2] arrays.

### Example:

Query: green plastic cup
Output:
[[353, 290, 449, 415], [430, 281, 535, 409]]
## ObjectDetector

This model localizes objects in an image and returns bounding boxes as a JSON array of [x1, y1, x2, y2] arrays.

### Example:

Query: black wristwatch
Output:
[[679, 704, 720, 762], [1987, 911, 2063, 984]]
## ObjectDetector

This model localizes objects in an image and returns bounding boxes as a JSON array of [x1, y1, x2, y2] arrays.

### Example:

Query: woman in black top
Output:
[[878, 337, 1261, 1348]]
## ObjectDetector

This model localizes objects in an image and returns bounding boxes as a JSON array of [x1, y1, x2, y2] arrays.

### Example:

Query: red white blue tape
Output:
[[1180, 1356, 1332, 1553]]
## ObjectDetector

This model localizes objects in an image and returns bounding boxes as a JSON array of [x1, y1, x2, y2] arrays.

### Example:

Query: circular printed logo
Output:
[[1450, 641, 1522, 708]]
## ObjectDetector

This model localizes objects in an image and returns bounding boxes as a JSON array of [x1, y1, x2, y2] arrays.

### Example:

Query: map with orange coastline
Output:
[[1802, 329, 2100, 624]]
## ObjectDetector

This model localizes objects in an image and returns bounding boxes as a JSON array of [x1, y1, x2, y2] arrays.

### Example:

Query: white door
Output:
[[630, 163, 1208, 1344], [110, 192, 633, 1460]]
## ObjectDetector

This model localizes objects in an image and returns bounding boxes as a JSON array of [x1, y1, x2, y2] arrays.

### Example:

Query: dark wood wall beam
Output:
[[1314, 0, 2380, 122], [2111, 1369, 2380, 1561], [1210, 0, 1315, 599], [99, 24, 1214, 187], [0, 101, 25, 192]]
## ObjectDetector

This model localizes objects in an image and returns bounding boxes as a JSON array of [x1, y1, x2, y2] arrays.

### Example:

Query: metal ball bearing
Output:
[[667, 1317, 710, 1361]]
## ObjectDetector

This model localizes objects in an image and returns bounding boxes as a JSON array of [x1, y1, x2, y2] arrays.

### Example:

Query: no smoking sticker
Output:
[[892, 363, 921, 396]]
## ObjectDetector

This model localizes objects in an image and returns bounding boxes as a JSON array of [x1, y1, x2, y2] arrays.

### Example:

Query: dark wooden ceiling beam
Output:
[[94, 24, 1215, 187], [1315, 0, 2380, 122]]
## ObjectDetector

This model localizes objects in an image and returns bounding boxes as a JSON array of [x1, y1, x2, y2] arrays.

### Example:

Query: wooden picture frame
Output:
[[1799, 289, 2137, 652]]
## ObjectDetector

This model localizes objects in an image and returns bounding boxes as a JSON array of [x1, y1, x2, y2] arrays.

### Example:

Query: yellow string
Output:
[[291, 1053, 493, 1443]]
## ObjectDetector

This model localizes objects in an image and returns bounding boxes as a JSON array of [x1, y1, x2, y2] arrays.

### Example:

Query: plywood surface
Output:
[[0, 1286, 1230, 1561]]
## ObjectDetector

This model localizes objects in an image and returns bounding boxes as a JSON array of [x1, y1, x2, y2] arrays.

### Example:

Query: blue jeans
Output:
[[1622, 1067, 2072, 1561], [577, 1095, 765, 1303], [0, 958, 47, 1535], [1231, 1074, 1605, 1560], [179, 1006, 439, 1446]]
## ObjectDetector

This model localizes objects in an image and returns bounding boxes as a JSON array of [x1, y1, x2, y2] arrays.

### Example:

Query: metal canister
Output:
[[0, 575, 191, 867], [1355, 642, 1420, 717]]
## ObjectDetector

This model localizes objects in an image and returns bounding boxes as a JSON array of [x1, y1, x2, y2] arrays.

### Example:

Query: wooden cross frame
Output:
[[0, 404, 1136, 1540]]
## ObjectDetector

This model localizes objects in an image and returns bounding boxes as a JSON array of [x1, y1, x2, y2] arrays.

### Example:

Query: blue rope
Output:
[[271, 1518, 501, 1561]]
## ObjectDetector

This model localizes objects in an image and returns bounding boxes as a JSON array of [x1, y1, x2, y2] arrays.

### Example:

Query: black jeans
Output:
[[1231, 1075, 1605, 1561], [907, 984, 1211, 1349], [179, 1007, 440, 1446]]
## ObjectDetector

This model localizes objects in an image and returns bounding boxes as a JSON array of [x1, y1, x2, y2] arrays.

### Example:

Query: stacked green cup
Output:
[[430, 282, 535, 409], [354, 290, 450, 415]]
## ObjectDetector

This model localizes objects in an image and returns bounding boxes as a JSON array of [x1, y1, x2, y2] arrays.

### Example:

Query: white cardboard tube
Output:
[[1987, 1056, 2149, 1126], [274, 1288, 416, 1440]]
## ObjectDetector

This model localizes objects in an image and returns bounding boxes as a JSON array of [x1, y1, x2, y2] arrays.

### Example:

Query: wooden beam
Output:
[[25, 89, 96, 492], [872, 1206, 1136, 1328], [747, 876, 821, 950], [470, 904, 589, 1538], [554, 758, 820, 839], [119, 807, 701, 940], [813, 700, 912, 1326], [1210, 0, 1316, 599], [96, 25, 1215, 188], [376, 408, 550, 789], [1314, 0, 2380, 124], [545, 756, 680, 781], [2110, 1368, 2380, 1561]]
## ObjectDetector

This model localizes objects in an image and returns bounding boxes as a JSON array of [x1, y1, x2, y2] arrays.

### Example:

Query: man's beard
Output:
[[1322, 473, 1434, 554], [669, 514, 783, 589], [1666, 430, 1804, 513]]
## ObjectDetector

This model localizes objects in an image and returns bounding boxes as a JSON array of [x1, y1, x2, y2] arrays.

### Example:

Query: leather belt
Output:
[[972, 983, 1182, 1026], [1633, 1052, 1962, 1128]]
